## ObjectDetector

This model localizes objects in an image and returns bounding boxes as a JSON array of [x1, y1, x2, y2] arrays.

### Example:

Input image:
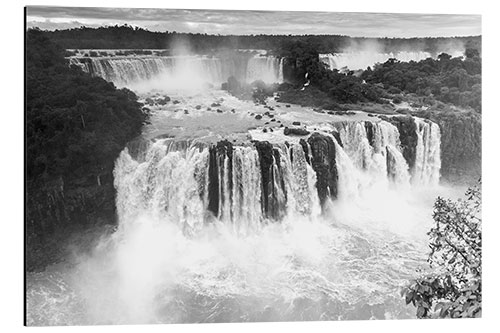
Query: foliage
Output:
[[403, 182, 481, 319], [27, 29, 147, 183], [34, 25, 481, 112], [277, 40, 387, 105], [35, 25, 480, 56], [361, 51, 481, 112], [26, 28, 148, 269]]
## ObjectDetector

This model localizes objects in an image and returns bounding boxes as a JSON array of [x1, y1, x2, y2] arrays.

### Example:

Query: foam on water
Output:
[[26, 121, 451, 325], [27, 50, 458, 325], [26, 196, 443, 325]]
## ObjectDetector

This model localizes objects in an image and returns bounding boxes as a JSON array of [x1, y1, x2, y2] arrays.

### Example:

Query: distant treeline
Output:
[[34, 25, 481, 55], [31, 25, 481, 113]]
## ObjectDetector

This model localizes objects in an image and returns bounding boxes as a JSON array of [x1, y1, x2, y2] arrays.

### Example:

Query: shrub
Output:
[[402, 182, 481, 319]]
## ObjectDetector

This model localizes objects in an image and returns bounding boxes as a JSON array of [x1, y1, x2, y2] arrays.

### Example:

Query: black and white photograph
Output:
[[23, 3, 482, 327]]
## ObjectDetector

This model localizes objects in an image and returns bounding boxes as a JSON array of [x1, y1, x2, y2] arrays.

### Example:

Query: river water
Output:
[[26, 51, 464, 325]]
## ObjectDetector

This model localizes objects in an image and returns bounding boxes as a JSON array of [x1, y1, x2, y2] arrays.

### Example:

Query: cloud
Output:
[[26, 18, 101, 30], [26, 6, 481, 37]]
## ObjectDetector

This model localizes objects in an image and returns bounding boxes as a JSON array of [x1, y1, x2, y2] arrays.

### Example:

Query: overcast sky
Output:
[[26, 6, 481, 38]]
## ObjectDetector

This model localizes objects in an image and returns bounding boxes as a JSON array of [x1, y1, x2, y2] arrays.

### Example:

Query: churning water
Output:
[[27, 50, 461, 325]]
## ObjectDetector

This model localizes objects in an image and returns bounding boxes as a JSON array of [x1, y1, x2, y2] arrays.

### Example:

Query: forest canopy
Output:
[[276, 40, 481, 112], [26, 29, 148, 270], [26, 29, 147, 184], [32, 25, 481, 112], [35, 25, 481, 55]]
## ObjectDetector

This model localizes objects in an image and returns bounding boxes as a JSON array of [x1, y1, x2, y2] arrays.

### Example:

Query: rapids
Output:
[[27, 49, 463, 325]]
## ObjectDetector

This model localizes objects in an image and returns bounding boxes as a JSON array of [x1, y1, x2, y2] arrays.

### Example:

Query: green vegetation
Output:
[[26, 29, 148, 270], [275, 39, 481, 113], [26, 25, 482, 268], [36, 25, 480, 55], [403, 182, 481, 318], [35, 25, 481, 113], [361, 52, 481, 112], [276, 40, 386, 105]]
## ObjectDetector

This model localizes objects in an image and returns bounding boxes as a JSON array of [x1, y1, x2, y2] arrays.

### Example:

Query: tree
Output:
[[402, 182, 481, 318], [465, 48, 480, 60], [26, 29, 149, 270]]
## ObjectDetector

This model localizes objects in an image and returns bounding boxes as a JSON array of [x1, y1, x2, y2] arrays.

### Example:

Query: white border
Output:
[[2, 1, 498, 332]]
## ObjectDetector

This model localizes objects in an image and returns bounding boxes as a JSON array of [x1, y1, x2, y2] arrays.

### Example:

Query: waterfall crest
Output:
[[114, 117, 441, 233], [69, 53, 284, 88], [319, 50, 464, 71]]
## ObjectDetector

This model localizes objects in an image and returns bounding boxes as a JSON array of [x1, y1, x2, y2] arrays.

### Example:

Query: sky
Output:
[[26, 6, 481, 38]]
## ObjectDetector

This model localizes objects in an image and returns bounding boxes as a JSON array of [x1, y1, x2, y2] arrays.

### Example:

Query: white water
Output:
[[333, 121, 411, 197], [28, 50, 455, 326], [69, 53, 284, 91], [412, 118, 442, 186], [319, 50, 464, 71]]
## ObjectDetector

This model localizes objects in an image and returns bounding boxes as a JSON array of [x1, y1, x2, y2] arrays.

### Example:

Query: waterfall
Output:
[[334, 120, 411, 195], [113, 118, 440, 233], [278, 57, 284, 83], [27, 115, 445, 325], [114, 138, 320, 234], [319, 50, 463, 71], [230, 146, 263, 234], [412, 118, 441, 186], [276, 143, 321, 219], [69, 53, 284, 88], [246, 55, 284, 84], [114, 139, 209, 235], [70, 56, 229, 88]]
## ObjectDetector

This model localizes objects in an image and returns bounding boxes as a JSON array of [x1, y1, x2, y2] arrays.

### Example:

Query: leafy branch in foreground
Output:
[[403, 181, 481, 319]]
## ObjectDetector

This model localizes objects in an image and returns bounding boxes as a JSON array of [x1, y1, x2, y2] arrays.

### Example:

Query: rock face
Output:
[[385, 111, 481, 185], [385, 146, 397, 180], [207, 140, 233, 217], [420, 110, 481, 184], [222, 75, 241, 93], [299, 139, 311, 164], [157, 96, 170, 105], [254, 141, 287, 221], [364, 121, 375, 147], [388, 116, 418, 171], [307, 133, 338, 206], [331, 131, 343, 148], [26, 173, 116, 271], [284, 127, 310, 136]]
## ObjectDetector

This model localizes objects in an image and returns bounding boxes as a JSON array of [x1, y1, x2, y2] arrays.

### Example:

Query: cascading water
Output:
[[246, 55, 284, 84], [28, 48, 451, 326], [114, 139, 209, 234], [114, 116, 440, 231], [412, 118, 441, 186], [319, 50, 464, 71], [114, 138, 327, 234], [69, 52, 285, 89], [333, 120, 411, 199]]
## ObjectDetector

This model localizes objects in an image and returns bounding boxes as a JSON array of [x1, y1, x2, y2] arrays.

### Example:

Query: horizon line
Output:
[[26, 24, 482, 40]]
